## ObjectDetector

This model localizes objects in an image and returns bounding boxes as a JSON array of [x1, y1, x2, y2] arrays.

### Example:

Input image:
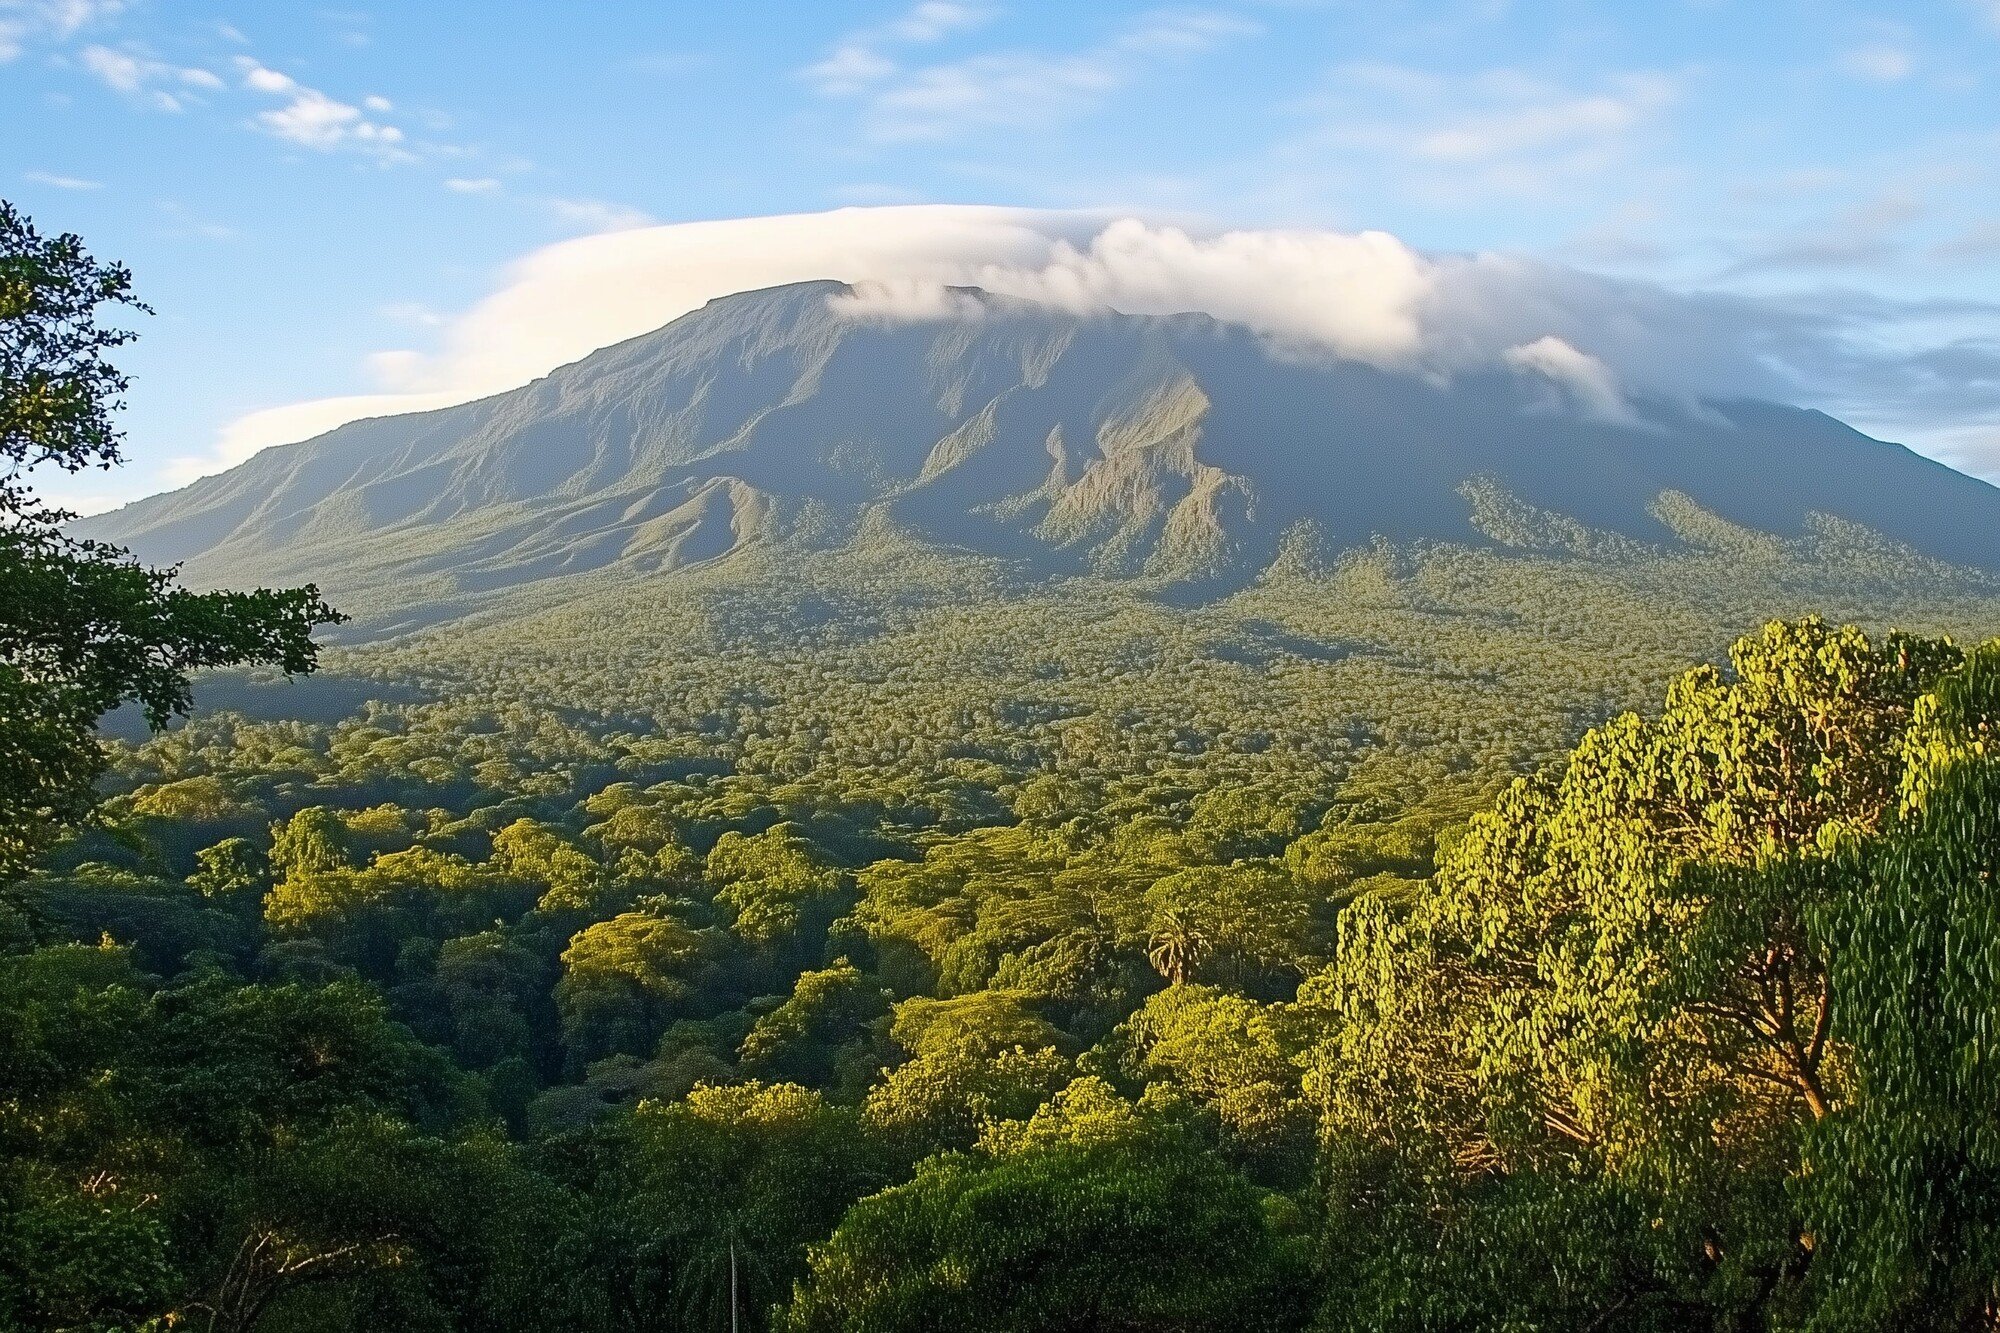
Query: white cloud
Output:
[[74, 41, 221, 109], [1410, 77, 1676, 162], [236, 57, 411, 159], [811, 7, 1258, 141], [380, 300, 446, 327], [77, 42, 137, 87], [25, 168, 101, 189], [827, 277, 991, 323], [1935, 219, 2000, 263], [259, 89, 400, 147], [42, 0, 119, 36], [76, 42, 216, 110], [950, 219, 1433, 363], [1502, 335, 1636, 423], [804, 42, 899, 95], [887, 1, 993, 44], [240, 60, 292, 93], [0, 0, 120, 60], [801, 0, 994, 95], [1292, 66, 1679, 199], [1838, 44, 1913, 82], [445, 175, 501, 193], [176, 206, 2000, 486]]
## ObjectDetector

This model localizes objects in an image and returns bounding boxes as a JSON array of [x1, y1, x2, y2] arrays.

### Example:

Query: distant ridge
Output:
[[78, 280, 2000, 628]]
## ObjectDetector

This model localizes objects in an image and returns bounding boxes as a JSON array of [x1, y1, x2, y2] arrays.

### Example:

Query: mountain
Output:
[[78, 279, 2000, 631]]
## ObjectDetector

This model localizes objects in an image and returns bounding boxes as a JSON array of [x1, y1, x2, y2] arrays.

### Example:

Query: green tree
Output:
[[1142, 862, 1314, 989], [705, 824, 845, 947], [1803, 642, 2000, 1330], [1112, 984, 1311, 1176], [1308, 618, 1959, 1179], [270, 807, 353, 882], [433, 929, 543, 1068], [862, 991, 1072, 1154], [782, 1129, 1309, 1332], [605, 1083, 886, 1332], [556, 908, 719, 1069], [738, 958, 890, 1091], [0, 202, 339, 887], [188, 837, 267, 902]]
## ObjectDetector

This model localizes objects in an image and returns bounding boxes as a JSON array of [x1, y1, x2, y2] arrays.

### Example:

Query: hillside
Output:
[[76, 280, 2000, 633]]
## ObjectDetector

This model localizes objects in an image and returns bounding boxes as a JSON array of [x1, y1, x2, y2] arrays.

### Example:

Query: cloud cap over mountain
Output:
[[189, 206, 2000, 489]]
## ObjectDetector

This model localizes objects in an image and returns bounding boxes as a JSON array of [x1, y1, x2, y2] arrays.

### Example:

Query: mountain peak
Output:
[[75, 283, 2000, 630]]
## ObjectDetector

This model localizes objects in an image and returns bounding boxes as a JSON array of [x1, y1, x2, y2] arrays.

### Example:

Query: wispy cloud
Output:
[[0, 0, 123, 61], [1503, 334, 1639, 424], [156, 198, 238, 241], [379, 300, 446, 327], [78, 43, 221, 111], [20, 7, 428, 166], [808, 7, 1259, 141], [444, 175, 501, 194], [1290, 65, 1680, 197], [802, 1, 996, 96], [1721, 192, 1922, 277], [1934, 219, 2000, 263], [24, 168, 101, 189], [235, 57, 410, 160], [1837, 43, 1913, 82]]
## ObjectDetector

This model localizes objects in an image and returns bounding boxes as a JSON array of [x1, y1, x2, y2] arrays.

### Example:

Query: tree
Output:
[[705, 824, 845, 948], [0, 201, 339, 887], [555, 908, 720, 1069], [1112, 984, 1311, 1176], [433, 929, 543, 1068], [269, 807, 352, 882], [492, 819, 612, 916], [782, 1129, 1310, 1332], [1142, 862, 1315, 990], [1307, 619, 1959, 1179], [862, 991, 1072, 1154], [188, 837, 267, 903], [1299, 618, 1976, 1327], [737, 958, 889, 1090], [1803, 642, 2000, 1330], [619, 1083, 885, 1332]]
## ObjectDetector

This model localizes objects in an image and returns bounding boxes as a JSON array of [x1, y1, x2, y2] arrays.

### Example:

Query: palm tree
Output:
[[1147, 905, 1210, 986]]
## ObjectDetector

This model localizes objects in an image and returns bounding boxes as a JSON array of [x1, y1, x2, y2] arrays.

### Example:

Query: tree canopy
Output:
[[0, 202, 339, 887]]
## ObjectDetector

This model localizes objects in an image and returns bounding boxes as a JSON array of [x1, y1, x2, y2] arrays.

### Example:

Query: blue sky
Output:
[[4, 0, 1999, 511]]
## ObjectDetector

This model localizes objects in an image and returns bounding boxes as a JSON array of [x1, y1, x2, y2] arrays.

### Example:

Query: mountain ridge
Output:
[[78, 279, 2000, 629]]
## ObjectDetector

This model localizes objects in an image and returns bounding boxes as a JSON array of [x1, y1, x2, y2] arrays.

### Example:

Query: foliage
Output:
[[0, 201, 339, 884], [1801, 641, 2000, 1329], [783, 1126, 1310, 1333]]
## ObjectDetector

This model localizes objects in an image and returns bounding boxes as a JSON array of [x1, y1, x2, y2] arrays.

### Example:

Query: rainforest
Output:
[[9, 193, 2000, 1333]]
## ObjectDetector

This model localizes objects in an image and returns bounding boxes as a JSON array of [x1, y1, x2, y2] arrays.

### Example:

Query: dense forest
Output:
[[9, 206, 2000, 1331]]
